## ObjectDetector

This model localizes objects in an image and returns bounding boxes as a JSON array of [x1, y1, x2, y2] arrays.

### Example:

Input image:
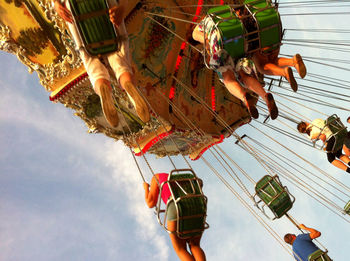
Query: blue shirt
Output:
[[292, 234, 320, 261]]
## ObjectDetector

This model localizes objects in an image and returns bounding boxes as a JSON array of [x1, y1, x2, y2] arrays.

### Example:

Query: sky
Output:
[[1, 1, 350, 261]]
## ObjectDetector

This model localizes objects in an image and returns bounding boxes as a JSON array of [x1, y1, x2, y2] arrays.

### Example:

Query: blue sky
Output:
[[1, 1, 350, 261]]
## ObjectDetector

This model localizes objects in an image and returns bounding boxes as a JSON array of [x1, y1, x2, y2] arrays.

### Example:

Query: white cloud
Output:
[[1, 2, 350, 260], [104, 142, 170, 260]]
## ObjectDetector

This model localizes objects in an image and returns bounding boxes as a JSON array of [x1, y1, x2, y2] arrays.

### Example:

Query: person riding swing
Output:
[[143, 170, 208, 261], [53, 0, 150, 127], [192, 5, 279, 120], [284, 224, 332, 261], [297, 115, 350, 174]]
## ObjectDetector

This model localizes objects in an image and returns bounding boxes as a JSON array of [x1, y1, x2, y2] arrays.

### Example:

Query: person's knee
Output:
[[172, 242, 183, 253], [170, 237, 187, 253], [96, 77, 110, 82], [94, 78, 111, 94], [118, 71, 134, 87], [189, 237, 201, 247], [222, 70, 236, 82], [189, 241, 198, 248]]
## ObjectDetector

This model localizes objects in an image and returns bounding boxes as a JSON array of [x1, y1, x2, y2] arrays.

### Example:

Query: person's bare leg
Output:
[[168, 221, 195, 261], [275, 57, 294, 67], [239, 71, 266, 98], [276, 54, 306, 78], [119, 71, 150, 122], [339, 154, 350, 165], [222, 70, 258, 119], [222, 70, 246, 101], [252, 54, 297, 91], [253, 54, 285, 76], [94, 78, 119, 127], [239, 71, 278, 119], [189, 236, 206, 261]]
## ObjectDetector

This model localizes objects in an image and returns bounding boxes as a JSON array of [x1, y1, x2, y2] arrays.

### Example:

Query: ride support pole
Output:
[[285, 213, 300, 229]]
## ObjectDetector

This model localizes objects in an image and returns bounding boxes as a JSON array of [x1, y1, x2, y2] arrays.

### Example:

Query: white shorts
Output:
[[66, 1, 133, 86]]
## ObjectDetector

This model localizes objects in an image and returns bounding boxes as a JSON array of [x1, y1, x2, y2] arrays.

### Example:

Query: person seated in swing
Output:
[[192, 16, 278, 120], [143, 173, 206, 261], [53, 0, 150, 127], [284, 224, 329, 261], [297, 118, 350, 174], [252, 50, 306, 92], [234, 5, 307, 92]]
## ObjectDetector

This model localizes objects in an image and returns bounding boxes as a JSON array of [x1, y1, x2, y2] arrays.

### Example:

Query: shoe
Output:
[[265, 93, 278, 120], [293, 53, 307, 78], [285, 67, 298, 92], [244, 92, 259, 119], [124, 82, 150, 123], [99, 84, 119, 127]]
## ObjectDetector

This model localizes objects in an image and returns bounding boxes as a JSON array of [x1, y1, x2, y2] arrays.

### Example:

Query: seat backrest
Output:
[[68, 0, 120, 55], [325, 115, 347, 135], [167, 172, 208, 239], [308, 249, 332, 261], [255, 175, 293, 219], [207, 5, 246, 59], [325, 115, 347, 152], [245, 0, 282, 51]]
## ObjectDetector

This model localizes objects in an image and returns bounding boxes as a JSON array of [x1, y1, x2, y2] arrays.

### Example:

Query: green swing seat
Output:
[[206, 5, 246, 59], [206, 1, 281, 60], [308, 249, 332, 261], [157, 169, 208, 239], [68, 0, 122, 56], [254, 175, 295, 219], [344, 200, 350, 215], [324, 114, 348, 153], [244, 0, 282, 52]]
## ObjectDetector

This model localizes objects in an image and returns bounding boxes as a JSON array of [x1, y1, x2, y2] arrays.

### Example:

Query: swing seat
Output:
[[157, 169, 208, 239], [68, 0, 122, 56], [308, 249, 332, 261], [207, 5, 246, 59], [344, 200, 350, 215], [324, 115, 348, 152], [254, 175, 294, 219], [245, 0, 282, 51]]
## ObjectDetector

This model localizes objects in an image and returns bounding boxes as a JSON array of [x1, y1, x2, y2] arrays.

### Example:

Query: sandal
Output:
[[265, 93, 278, 120], [285, 67, 298, 92], [99, 83, 119, 127], [293, 53, 307, 78], [124, 82, 150, 123], [244, 93, 259, 119]]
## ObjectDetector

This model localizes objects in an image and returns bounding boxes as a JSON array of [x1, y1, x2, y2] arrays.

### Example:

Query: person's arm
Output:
[[299, 224, 321, 239], [143, 175, 160, 208], [109, 0, 128, 27], [52, 0, 73, 23], [312, 133, 326, 143]]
